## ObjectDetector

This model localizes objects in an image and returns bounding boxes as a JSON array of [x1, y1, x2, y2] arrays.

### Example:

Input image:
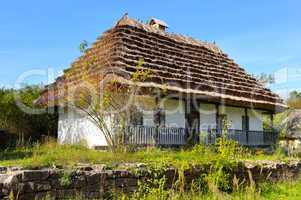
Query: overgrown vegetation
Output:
[[0, 86, 58, 148], [15, 176, 301, 199], [0, 140, 291, 169], [42, 179, 301, 200], [119, 177, 301, 200], [262, 91, 301, 141], [287, 90, 301, 109], [0, 140, 299, 199]]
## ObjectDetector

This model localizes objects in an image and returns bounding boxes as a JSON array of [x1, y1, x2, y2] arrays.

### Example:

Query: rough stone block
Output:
[[85, 183, 101, 192], [115, 178, 138, 187], [85, 191, 102, 199], [17, 182, 34, 194], [71, 175, 86, 189], [56, 189, 85, 199], [22, 170, 50, 182], [112, 170, 131, 178], [50, 179, 62, 189], [87, 172, 101, 185], [34, 182, 52, 192]]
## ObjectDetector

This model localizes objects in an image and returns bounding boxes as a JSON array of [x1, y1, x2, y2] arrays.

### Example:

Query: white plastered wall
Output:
[[161, 98, 185, 128], [58, 108, 111, 148], [248, 109, 264, 131], [219, 106, 244, 130], [199, 103, 217, 130], [199, 104, 264, 131], [135, 95, 156, 126], [135, 96, 186, 128]]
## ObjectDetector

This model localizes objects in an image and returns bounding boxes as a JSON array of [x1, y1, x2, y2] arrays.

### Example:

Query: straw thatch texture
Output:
[[36, 15, 285, 112]]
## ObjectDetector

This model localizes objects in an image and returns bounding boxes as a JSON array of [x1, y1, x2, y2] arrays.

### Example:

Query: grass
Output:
[[118, 177, 301, 200], [259, 179, 301, 200], [0, 140, 295, 169], [57, 178, 301, 200], [1, 141, 301, 199]]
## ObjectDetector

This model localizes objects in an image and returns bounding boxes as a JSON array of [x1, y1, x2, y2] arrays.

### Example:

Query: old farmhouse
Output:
[[36, 15, 286, 148]]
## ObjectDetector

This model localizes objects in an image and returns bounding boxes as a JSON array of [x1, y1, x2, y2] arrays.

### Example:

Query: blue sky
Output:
[[0, 0, 300, 96]]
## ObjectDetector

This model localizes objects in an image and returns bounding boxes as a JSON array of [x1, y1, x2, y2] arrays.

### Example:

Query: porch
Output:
[[124, 126, 278, 147], [201, 129, 278, 146]]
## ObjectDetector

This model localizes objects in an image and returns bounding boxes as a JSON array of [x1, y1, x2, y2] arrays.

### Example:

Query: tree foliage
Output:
[[287, 90, 301, 109], [272, 91, 301, 139], [66, 41, 152, 151], [71, 56, 151, 151], [254, 73, 275, 85], [0, 86, 58, 145]]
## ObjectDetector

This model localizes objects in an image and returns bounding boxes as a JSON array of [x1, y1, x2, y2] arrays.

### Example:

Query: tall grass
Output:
[[1, 141, 300, 199], [0, 140, 292, 169], [121, 176, 301, 200]]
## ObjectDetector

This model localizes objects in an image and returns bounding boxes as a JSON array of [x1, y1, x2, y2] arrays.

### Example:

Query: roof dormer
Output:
[[149, 17, 168, 31]]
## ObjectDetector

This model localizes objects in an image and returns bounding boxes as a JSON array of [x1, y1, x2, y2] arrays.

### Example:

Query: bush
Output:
[[215, 138, 249, 160]]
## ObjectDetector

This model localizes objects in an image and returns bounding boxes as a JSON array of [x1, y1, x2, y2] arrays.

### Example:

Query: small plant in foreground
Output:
[[59, 171, 73, 187], [215, 138, 249, 160]]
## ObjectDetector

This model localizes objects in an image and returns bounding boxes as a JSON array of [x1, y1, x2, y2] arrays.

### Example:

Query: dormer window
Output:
[[149, 18, 168, 31]]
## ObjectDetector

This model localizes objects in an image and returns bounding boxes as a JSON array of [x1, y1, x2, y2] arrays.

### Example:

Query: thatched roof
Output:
[[36, 15, 286, 112]]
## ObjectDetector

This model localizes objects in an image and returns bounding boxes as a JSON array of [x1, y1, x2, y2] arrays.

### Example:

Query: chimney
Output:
[[149, 18, 168, 31]]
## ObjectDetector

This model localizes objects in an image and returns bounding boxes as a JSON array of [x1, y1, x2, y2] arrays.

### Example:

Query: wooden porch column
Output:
[[270, 112, 276, 144], [215, 104, 219, 134], [244, 108, 249, 144], [185, 98, 200, 144], [154, 96, 160, 126], [270, 113, 274, 130], [154, 96, 160, 145], [184, 98, 189, 135]]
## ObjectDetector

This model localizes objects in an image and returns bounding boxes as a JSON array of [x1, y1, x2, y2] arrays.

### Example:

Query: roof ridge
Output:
[[115, 15, 224, 55]]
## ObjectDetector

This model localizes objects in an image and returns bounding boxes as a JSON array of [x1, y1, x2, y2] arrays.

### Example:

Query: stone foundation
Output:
[[0, 160, 300, 200]]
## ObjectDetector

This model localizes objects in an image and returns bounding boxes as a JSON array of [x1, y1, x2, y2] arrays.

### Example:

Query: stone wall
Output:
[[1, 160, 301, 200]]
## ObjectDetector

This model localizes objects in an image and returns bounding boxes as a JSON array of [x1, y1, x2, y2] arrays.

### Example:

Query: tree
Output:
[[271, 91, 301, 141], [254, 73, 275, 85], [287, 90, 301, 109], [0, 86, 58, 147], [63, 42, 151, 151]]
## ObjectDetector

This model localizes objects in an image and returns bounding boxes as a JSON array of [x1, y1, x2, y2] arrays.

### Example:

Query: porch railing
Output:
[[125, 126, 186, 146], [125, 126, 278, 147], [201, 129, 278, 146]]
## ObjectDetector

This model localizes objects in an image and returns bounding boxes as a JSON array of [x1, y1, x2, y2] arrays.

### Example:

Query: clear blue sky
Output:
[[0, 0, 300, 96]]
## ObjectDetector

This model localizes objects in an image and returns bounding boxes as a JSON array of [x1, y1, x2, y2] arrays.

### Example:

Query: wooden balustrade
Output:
[[125, 126, 278, 147], [125, 126, 186, 146], [201, 129, 278, 146]]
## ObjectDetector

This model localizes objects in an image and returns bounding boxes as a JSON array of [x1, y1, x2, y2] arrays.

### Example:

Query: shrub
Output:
[[215, 138, 249, 160]]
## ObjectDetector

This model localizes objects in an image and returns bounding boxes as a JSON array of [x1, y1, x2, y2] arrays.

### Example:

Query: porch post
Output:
[[270, 113, 274, 130], [215, 104, 219, 135], [244, 108, 249, 144], [185, 97, 200, 145], [184, 98, 189, 141], [154, 96, 160, 145], [270, 112, 276, 144]]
